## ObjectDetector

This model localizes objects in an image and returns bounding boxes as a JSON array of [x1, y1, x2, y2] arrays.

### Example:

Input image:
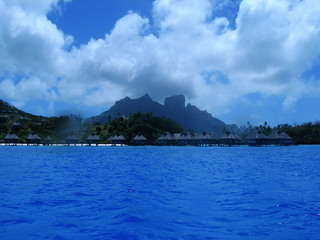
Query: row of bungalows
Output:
[[157, 130, 294, 146], [2, 133, 52, 145], [64, 134, 128, 146], [2, 133, 105, 146], [65, 134, 144, 146], [1, 131, 293, 146], [158, 132, 217, 146], [243, 130, 294, 146]]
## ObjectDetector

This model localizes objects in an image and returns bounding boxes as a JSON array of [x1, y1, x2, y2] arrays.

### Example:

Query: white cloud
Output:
[[1, 0, 320, 118], [0, 77, 54, 101], [0, 0, 72, 77]]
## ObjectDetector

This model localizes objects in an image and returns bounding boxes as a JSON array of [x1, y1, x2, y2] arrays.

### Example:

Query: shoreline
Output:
[[0, 143, 302, 147], [0, 143, 125, 147]]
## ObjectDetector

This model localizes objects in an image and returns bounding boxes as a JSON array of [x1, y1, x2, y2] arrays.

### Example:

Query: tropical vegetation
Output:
[[1, 99, 320, 144]]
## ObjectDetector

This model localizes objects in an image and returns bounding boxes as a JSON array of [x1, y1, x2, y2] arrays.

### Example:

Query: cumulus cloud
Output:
[[0, 0, 72, 75], [1, 0, 320, 118]]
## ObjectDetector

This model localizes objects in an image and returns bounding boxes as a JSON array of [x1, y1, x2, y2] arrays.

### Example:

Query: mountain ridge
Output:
[[85, 94, 238, 136]]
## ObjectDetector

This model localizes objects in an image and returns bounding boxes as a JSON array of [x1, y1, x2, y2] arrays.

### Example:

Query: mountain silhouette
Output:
[[85, 94, 237, 136]]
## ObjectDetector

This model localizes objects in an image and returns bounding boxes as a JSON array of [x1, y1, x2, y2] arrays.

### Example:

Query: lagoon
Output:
[[0, 146, 320, 239]]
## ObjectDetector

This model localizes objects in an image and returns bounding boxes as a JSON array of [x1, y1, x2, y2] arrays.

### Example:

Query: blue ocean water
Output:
[[0, 146, 319, 240]]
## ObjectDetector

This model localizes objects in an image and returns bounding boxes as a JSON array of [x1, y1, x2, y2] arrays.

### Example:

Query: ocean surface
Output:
[[0, 146, 319, 240]]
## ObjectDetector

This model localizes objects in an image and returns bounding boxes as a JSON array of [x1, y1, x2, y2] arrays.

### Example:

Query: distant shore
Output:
[[0, 143, 126, 147], [0, 143, 300, 147]]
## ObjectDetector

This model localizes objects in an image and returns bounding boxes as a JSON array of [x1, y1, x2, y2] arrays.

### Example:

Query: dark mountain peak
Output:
[[133, 93, 154, 105], [104, 94, 161, 120], [85, 93, 237, 136], [141, 93, 152, 101], [115, 94, 153, 106], [132, 93, 154, 105], [164, 94, 185, 109]]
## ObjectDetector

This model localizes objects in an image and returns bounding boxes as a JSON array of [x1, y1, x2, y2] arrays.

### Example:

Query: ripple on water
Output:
[[0, 146, 320, 240]]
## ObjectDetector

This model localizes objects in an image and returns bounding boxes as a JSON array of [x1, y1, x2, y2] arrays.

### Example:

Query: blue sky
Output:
[[1, 0, 320, 127], [48, 0, 154, 45]]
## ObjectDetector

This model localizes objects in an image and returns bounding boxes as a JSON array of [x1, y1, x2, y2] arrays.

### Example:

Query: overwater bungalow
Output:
[[133, 134, 147, 145], [245, 130, 268, 145], [157, 130, 294, 146], [107, 135, 126, 145], [26, 133, 41, 145], [176, 133, 191, 146], [4, 133, 19, 145], [279, 132, 294, 144], [220, 132, 242, 145], [268, 130, 293, 145], [158, 133, 175, 145], [195, 132, 216, 146], [86, 134, 100, 145]]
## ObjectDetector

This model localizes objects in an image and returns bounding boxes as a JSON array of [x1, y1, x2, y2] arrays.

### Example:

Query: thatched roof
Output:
[[279, 132, 293, 140], [268, 130, 292, 140], [87, 134, 100, 141], [245, 130, 267, 139], [202, 133, 214, 139], [199, 132, 216, 140], [177, 133, 193, 140], [4, 133, 19, 140], [26, 133, 41, 140], [269, 130, 281, 139], [158, 133, 174, 140], [116, 135, 126, 141], [133, 135, 147, 141], [173, 133, 182, 140], [220, 132, 241, 140], [107, 135, 126, 141], [230, 132, 240, 138]]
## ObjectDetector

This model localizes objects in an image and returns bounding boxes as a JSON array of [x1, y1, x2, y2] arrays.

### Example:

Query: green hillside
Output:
[[1, 99, 320, 145], [0, 100, 184, 144]]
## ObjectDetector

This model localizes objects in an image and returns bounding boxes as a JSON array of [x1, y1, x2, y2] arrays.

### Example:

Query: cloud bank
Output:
[[0, 0, 320, 117]]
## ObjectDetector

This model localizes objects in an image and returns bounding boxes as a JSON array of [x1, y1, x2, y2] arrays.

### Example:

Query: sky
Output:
[[1, 0, 320, 127]]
